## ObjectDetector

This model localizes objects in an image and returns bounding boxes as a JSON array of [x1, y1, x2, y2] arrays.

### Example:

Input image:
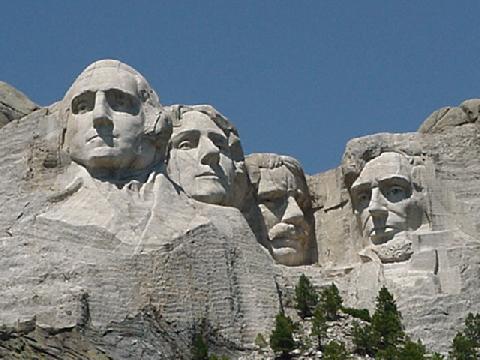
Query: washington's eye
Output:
[[106, 89, 137, 113], [71, 92, 95, 114], [210, 134, 229, 152]]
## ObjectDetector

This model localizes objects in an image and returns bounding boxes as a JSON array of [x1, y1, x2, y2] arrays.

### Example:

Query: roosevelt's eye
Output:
[[354, 190, 371, 210]]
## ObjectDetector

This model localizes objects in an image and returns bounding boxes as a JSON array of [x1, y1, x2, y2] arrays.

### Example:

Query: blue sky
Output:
[[2, 1, 480, 174]]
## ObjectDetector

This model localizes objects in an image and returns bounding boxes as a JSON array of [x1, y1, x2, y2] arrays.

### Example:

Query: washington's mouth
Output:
[[195, 172, 219, 179], [87, 134, 116, 143]]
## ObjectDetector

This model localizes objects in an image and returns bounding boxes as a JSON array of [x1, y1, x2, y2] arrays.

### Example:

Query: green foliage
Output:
[[430, 353, 444, 360], [269, 312, 295, 356], [294, 274, 318, 318], [352, 321, 376, 356], [319, 283, 343, 321], [449, 332, 477, 360], [322, 341, 348, 360], [376, 346, 399, 360], [397, 337, 426, 360], [208, 356, 229, 360], [371, 286, 405, 350], [311, 304, 328, 350], [254, 333, 267, 349], [464, 312, 480, 347], [342, 307, 371, 322], [192, 333, 209, 360]]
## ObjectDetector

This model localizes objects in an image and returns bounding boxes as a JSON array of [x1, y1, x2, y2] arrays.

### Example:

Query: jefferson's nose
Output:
[[368, 188, 388, 217], [92, 91, 113, 127], [282, 196, 304, 225], [199, 137, 220, 165]]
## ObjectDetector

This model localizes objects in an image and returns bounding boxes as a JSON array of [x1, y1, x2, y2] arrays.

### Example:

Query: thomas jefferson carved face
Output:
[[350, 152, 424, 244], [167, 111, 235, 205], [63, 62, 156, 176]]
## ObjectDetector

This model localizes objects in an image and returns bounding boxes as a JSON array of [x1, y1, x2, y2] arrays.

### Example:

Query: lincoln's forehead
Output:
[[354, 152, 411, 186], [69, 68, 139, 98]]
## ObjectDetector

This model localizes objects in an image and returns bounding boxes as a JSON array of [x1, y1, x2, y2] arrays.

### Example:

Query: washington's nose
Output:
[[282, 196, 304, 225], [200, 137, 220, 165], [92, 91, 113, 127], [368, 188, 388, 217]]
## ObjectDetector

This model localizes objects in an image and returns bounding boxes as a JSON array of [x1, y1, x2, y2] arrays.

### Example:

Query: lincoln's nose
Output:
[[368, 188, 388, 217]]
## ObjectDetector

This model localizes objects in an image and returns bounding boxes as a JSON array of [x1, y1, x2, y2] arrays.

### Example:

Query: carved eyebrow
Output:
[[377, 175, 411, 186], [170, 129, 200, 145]]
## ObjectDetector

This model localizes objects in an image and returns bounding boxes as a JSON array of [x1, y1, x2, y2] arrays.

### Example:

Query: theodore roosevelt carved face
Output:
[[167, 110, 236, 205], [62, 60, 162, 178], [350, 152, 425, 244], [246, 153, 312, 266]]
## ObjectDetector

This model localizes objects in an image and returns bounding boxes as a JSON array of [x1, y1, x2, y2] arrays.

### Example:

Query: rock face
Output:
[[0, 81, 38, 128], [1, 60, 480, 357]]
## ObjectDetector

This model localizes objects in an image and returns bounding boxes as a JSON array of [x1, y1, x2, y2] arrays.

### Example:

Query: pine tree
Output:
[[371, 286, 405, 351], [449, 332, 477, 360], [322, 341, 348, 360], [192, 333, 209, 360], [311, 304, 328, 350], [319, 283, 343, 321], [352, 321, 376, 356], [270, 312, 295, 358], [397, 337, 426, 360], [464, 312, 480, 347], [294, 274, 318, 318]]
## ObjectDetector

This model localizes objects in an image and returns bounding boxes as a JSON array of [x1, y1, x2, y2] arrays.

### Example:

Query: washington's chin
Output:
[[271, 241, 305, 266], [368, 226, 404, 244]]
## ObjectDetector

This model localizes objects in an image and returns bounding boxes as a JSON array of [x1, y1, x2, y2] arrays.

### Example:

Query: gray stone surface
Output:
[[0, 81, 38, 128], [2, 61, 480, 357]]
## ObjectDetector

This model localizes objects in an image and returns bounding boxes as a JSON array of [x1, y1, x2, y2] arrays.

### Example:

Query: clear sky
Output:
[[2, 1, 480, 175]]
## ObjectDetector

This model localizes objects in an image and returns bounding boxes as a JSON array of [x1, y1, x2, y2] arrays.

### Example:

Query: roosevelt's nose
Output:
[[199, 137, 220, 165], [282, 196, 304, 225], [368, 187, 388, 217], [92, 91, 113, 127]]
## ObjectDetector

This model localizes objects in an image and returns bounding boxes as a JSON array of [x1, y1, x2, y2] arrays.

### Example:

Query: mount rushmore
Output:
[[0, 59, 479, 358]]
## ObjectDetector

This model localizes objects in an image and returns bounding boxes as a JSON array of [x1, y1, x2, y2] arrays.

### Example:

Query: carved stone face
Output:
[[167, 111, 235, 205], [256, 165, 310, 265], [350, 152, 424, 244], [64, 67, 154, 174]]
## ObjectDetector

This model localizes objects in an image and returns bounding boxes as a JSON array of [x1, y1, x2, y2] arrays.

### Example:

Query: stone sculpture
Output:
[[245, 153, 315, 266], [61, 59, 170, 182], [166, 105, 246, 207], [349, 151, 426, 245], [4, 58, 480, 357]]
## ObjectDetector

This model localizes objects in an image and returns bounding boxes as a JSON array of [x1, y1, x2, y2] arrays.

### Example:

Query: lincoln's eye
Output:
[[383, 185, 408, 202]]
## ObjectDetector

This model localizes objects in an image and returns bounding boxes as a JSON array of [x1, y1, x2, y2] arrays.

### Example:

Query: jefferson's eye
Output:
[[178, 140, 194, 150]]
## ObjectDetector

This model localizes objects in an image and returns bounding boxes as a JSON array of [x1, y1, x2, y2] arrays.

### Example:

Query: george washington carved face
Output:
[[62, 60, 163, 178]]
